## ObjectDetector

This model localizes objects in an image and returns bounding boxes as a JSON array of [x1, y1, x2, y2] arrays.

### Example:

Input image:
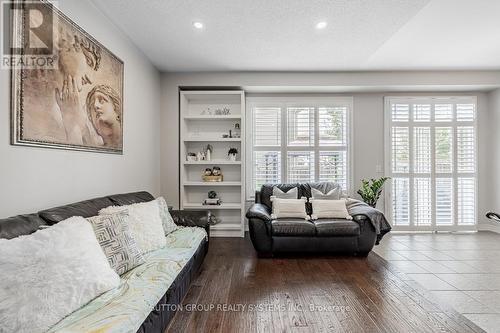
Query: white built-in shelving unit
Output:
[[180, 90, 245, 237]]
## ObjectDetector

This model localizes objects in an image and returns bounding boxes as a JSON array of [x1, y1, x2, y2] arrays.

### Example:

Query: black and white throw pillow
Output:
[[87, 211, 145, 275]]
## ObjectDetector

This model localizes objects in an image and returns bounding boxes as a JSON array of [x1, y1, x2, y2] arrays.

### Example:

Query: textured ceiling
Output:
[[91, 0, 500, 72]]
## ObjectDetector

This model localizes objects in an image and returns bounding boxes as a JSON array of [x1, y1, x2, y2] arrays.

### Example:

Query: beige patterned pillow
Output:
[[87, 211, 145, 275]]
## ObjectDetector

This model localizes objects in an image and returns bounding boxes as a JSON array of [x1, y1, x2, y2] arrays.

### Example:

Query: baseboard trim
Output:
[[478, 222, 500, 234]]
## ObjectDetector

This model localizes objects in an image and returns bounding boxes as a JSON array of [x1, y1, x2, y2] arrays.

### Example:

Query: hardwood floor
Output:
[[166, 236, 485, 333]]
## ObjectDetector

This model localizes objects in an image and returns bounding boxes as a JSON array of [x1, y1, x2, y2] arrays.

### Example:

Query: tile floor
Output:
[[374, 231, 500, 333]]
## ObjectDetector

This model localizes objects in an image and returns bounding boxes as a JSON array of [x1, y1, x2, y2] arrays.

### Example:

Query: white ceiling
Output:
[[91, 0, 500, 72]]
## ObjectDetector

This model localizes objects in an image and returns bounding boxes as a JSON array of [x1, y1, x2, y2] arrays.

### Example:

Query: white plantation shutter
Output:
[[413, 104, 431, 122], [247, 97, 352, 198], [319, 151, 347, 189], [254, 107, 281, 146], [287, 151, 315, 182], [456, 104, 475, 122], [319, 107, 347, 145], [254, 151, 281, 190], [392, 104, 409, 121], [414, 178, 432, 226], [458, 177, 475, 225], [436, 178, 453, 225], [386, 97, 477, 230], [413, 127, 431, 173], [457, 126, 475, 173], [435, 104, 453, 122], [435, 127, 453, 173], [287, 107, 314, 146], [392, 127, 409, 173], [392, 178, 410, 226]]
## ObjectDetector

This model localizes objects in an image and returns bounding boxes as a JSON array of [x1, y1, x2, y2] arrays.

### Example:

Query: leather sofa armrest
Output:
[[245, 203, 272, 221], [352, 215, 376, 254], [246, 203, 272, 256], [170, 210, 210, 236], [255, 191, 262, 203], [352, 213, 367, 223]]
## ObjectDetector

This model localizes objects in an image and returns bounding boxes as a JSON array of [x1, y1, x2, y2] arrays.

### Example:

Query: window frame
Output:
[[246, 96, 353, 200], [384, 96, 478, 231]]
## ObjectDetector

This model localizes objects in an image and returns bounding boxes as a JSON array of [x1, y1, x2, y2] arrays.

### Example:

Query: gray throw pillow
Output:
[[87, 211, 145, 275], [311, 187, 341, 200], [272, 187, 298, 199]]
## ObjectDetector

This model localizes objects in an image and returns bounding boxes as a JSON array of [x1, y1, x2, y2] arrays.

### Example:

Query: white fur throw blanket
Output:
[[0, 216, 120, 333]]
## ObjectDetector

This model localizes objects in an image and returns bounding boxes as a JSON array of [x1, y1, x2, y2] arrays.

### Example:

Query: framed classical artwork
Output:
[[10, 0, 124, 154]]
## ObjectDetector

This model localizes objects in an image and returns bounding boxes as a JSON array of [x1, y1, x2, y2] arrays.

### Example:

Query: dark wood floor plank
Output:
[[166, 236, 485, 333], [344, 257, 444, 333]]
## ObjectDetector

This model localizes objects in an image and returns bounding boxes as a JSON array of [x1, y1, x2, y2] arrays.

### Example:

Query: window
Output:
[[246, 97, 352, 199], [385, 97, 477, 230]]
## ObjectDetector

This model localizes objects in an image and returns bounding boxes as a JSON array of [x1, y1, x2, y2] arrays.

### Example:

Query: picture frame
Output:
[[10, 0, 124, 154]]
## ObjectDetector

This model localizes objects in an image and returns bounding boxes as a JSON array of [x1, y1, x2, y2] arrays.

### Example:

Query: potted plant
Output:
[[357, 177, 390, 208], [227, 147, 238, 161]]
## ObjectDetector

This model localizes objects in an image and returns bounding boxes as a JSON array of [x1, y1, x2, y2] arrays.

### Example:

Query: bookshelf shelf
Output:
[[180, 90, 246, 237]]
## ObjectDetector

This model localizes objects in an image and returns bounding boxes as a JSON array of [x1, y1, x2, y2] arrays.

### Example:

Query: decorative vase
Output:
[[228, 154, 237, 161]]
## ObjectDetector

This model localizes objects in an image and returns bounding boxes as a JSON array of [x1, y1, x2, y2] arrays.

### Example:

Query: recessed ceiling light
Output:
[[193, 21, 204, 29], [315, 21, 327, 30]]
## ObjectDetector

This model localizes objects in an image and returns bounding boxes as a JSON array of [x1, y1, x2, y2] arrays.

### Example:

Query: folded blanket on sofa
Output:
[[346, 199, 391, 244]]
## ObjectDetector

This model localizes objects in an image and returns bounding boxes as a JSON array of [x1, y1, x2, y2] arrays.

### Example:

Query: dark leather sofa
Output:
[[246, 182, 377, 257], [0, 191, 209, 333]]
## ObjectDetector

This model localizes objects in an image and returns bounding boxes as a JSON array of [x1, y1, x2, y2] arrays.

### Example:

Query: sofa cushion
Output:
[[87, 211, 145, 275], [311, 187, 341, 200], [260, 183, 300, 209], [271, 219, 316, 237], [300, 182, 342, 215], [313, 219, 360, 237], [46, 228, 207, 333], [0, 217, 120, 333], [300, 182, 342, 199], [272, 186, 298, 199], [0, 213, 46, 239], [271, 197, 309, 219], [156, 197, 178, 235], [310, 199, 352, 220], [165, 226, 208, 249], [100, 200, 166, 255], [38, 196, 115, 225]]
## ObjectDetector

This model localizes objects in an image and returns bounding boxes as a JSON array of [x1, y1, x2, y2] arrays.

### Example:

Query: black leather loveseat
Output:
[[246, 182, 381, 257], [0, 191, 209, 333]]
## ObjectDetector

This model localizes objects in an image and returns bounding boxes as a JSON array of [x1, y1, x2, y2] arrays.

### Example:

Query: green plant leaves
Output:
[[357, 177, 390, 207]]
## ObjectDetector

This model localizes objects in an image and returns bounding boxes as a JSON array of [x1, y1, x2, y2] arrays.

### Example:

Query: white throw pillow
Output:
[[0, 217, 120, 333], [100, 200, 166, 254], [156, 196, 178, 235], [270, 197, 309, 219], [310, 199, 352, 220]]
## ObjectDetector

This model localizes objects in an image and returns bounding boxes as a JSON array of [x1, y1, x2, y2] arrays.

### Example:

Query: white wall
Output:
[[160, 71, 499, 227], [0, 0, 161, 217], [485, 88, 500, 230]]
